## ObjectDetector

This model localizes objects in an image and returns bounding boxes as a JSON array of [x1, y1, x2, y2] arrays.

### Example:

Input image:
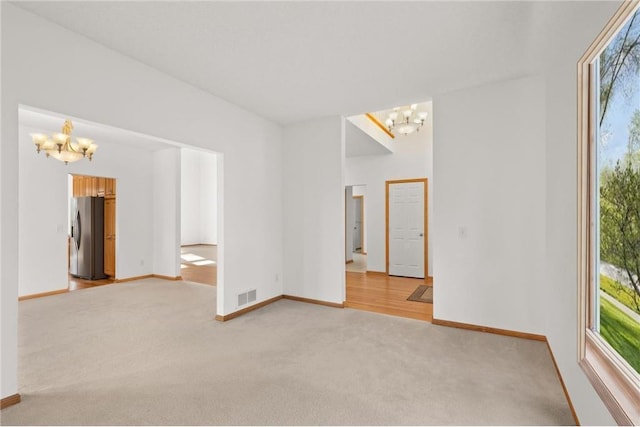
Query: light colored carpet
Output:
[[2, 278, 574, 426]]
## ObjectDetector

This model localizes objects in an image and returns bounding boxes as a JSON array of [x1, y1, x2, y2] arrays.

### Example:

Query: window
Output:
[[578, 2, 640, 424]]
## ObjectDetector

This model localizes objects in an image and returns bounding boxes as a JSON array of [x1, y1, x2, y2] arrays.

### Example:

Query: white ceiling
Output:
[[12, 1, 542, 125]]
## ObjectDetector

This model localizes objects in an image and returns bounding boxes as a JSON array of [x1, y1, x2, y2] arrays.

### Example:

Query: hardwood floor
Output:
[[345, 272, 433, 322], [68, 275, 116, 291], [66, 245, 217, 292], [70, 248, 423, 323], [181, 265, 216, 286], [180, 245, 217, 286]]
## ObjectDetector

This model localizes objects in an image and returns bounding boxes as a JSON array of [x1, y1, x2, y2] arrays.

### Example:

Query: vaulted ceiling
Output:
[[11, 1, 617, 125]]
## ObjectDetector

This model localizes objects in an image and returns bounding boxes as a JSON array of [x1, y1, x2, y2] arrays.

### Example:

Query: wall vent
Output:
[[248, 289, 257, 303], [237, 293, 248, 307], [237, 289, 257, 307]]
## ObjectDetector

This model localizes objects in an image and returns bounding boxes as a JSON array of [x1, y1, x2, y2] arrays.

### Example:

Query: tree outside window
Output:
[[596, 8, 640, 376]]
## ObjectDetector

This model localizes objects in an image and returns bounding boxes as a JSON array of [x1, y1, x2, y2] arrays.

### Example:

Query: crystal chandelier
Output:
[[30, 119, 98, 165], [384, 104, 428, 136]]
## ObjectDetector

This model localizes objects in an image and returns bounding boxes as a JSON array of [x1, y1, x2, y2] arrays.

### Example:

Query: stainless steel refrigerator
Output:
[[70, 197, 107, 280]]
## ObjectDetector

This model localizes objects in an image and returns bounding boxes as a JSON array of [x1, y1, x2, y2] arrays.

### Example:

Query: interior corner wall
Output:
[[345, 102, 433, 276], [537, 1, 619, 424], [1, 3, 283, 400], [283, 116, 345, 304], [544, 63, 616, 425], [432, 76, 546, 335], [180, 148, 218, 246]]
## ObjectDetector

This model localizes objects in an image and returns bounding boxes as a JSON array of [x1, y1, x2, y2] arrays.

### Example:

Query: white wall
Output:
[[433, 76, 546, 335], [535, 2, 619, 424], [17, 122, 156, 295], [1, 3, 283, 400], [283, 116, 345, 304], [181, 148, 201, 245], [181, 148, 218, 246], [431, 5, 621, 415], [153, 148, 181, 278], [199, 152, 218, 245], [345, 102, 433, 276]]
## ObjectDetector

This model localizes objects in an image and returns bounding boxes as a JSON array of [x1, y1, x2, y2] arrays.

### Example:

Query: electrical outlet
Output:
[[275, 273, 279, 282], [140, 259, 145, 266]]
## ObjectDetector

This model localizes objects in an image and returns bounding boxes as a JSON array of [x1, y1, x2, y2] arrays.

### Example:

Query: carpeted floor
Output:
[[2, 278, 574, 426]]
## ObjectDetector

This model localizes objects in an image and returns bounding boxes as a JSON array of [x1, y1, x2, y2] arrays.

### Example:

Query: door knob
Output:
[[419, 233, 424, 237]]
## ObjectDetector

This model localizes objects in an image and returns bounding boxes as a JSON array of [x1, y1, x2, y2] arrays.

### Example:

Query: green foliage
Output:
[[600, 274, 640, 315], [629, 109, 640, 165], [599, 296, 640, 375], [599, 10, 640, 126], [600, 159, 640, 310]]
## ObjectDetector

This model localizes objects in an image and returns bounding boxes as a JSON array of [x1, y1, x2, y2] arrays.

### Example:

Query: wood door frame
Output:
[[385, 178, 428, 276], [353, 195, 364, 253]]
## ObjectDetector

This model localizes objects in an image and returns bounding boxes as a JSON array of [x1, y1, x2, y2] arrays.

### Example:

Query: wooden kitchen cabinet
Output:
[[105, 178, 116, 197], [72, 175, 114, 198], [73, 175, 84, 197], [104, 197, 116, 277], [96, 177, 106, 197], [87, 176, 97, 196], [72, 175, 80, 197]]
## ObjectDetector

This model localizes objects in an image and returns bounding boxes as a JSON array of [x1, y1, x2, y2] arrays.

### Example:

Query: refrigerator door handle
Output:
[[75, 210, 81, 250]]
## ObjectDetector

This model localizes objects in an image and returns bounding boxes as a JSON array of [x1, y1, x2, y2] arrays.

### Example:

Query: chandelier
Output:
[[30, 119, 98, 165], [383, 104, 428, 136]]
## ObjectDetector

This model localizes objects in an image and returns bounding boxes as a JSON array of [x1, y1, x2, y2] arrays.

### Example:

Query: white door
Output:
[[388, 181, 425, 278]]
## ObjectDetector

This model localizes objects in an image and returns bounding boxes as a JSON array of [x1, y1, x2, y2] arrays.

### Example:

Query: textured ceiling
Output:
[[10, 1, 620, 125], [13, 1, 537, 125]]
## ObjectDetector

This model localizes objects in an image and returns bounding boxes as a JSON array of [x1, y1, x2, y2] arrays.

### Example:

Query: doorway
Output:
[[385, 178, 428, 279], [345, 185, 367, 273], [68, 174, 117, 291], [179, 148, 219, 286], [344, 179, 432, 322], [353, 195, 364, 253]]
